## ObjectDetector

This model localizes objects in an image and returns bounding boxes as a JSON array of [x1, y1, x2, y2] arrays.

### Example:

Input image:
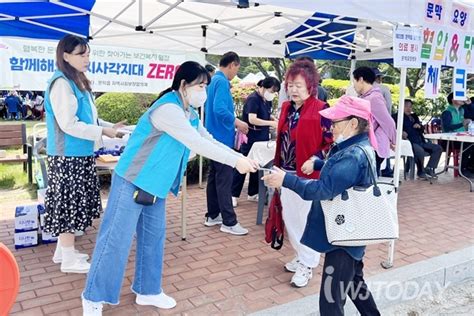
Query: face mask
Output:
[[335, 121, 351, 144], [186, 86, 207, 108], [264, 90, 275, 102]]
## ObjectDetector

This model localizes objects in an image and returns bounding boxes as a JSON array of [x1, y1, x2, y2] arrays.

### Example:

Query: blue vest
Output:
[[44, 70, 95, 157], [115, 91, 199, 198]]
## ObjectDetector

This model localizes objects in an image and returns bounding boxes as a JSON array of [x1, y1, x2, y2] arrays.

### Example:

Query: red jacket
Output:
[[274, 97, 330, 179]]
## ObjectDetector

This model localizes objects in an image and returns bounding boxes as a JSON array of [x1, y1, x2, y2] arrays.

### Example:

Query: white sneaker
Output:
[[220, 223, 248, 235], [247, 194, 258, 202], [53, 249, 89, 264], [82, 297, 103, 316], [290, 262, 313, 288], [136, 292, 177, 309], [232, 197, 238, 207], [204, 214, 223, 227], [284, 257, 300, 273], [61, 258, 90, 274]]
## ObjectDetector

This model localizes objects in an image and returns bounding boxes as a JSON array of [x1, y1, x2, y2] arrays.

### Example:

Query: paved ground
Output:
[[1, 171, 473, 315], [380, 279, 474, 315]]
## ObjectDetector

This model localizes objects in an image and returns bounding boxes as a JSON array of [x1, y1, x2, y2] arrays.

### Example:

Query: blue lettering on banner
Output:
[[427, 65, 439, 94], [89, 62, 144, 76], [10, 57, 55, 72], [434, 4, 443, 19], [453, 68, 466, 99], [426, 2, 434, 18]]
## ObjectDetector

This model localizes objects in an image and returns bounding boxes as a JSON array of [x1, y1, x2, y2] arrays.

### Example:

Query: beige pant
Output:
[[281, 187, 321, 268]]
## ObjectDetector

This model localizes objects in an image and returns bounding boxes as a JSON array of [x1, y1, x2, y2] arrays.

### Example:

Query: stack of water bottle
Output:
[[14, 203, 57, 249], [468, 121, 474, 136]]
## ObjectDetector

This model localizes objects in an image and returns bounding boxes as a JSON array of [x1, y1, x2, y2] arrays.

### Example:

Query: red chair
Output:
[[446, 145, 460, 177], [0, 243, 20, 316]]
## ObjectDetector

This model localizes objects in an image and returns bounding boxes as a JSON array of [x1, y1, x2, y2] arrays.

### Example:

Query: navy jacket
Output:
[[282, 132, 376, 261], [393, 112, 425, 145]]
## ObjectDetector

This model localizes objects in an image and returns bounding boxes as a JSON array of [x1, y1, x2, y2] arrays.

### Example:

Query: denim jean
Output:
[[83, 174, 166, 304]]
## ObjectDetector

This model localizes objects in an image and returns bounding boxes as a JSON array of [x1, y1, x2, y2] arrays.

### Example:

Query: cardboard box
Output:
[[14, 230, 38, 249], [14, 204, 42, 232], [39, 228, 58, 244]]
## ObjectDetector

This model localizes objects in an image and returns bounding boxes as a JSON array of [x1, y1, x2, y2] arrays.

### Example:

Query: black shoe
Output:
[[417, 172, 428, 179], [381, 170, 394, 177], [424, 168, 438, 179]]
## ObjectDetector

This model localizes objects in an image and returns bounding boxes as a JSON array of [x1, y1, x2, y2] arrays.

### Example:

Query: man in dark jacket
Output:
[[394, 99, 442, 178]]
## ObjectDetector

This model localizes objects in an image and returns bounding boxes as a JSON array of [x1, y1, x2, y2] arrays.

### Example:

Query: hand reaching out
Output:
[[261, 166, 286, 188]]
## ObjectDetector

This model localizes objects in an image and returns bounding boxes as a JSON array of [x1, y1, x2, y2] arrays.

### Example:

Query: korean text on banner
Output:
[[424, 63, 441, 99], [424, 0, 446, 25], [452, 68, 467, 101], [445, 3, 471, 69], [393, 26, 422, 68], [0, 38, 204, 93]]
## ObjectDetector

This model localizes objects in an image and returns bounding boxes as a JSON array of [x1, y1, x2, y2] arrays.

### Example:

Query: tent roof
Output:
[[0, 0, 314, 57], [2, 1, 471, 60], [0, 0, 94, 39], [256, 0, 474, 26]]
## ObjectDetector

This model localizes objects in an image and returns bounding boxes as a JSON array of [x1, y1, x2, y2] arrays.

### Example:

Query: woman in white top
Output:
[[43, 35, 122, 274]]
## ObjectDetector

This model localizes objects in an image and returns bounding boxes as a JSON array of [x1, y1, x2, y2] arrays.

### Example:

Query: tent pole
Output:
[[381, 66, 407, 269], [349, 57, 356, 79], [199, 102, 204, 188], [138, 0, 143, 26]]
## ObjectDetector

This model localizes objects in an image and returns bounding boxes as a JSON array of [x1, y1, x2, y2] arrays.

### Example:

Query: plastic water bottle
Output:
[[469, 121, 474, 136]]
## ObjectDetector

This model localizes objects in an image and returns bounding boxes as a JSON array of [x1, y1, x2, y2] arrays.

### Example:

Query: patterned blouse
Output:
[[279, 102, 332, 171]]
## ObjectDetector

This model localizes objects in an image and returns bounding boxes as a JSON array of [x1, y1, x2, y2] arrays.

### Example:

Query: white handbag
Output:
[[320, 145, 399, 246]]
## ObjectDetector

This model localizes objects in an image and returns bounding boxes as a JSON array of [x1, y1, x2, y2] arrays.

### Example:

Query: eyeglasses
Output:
[[331, 118, 350, 127]]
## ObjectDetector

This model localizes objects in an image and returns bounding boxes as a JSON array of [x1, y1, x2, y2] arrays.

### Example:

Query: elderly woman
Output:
[[263, 96, 381, 315], [273, 59, 332, 288]]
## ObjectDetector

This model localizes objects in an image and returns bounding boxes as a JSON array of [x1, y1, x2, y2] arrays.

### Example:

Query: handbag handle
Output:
[[353, 145, 382, 197]]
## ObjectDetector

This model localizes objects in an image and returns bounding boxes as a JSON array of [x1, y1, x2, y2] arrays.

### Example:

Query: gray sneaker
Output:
[[204, 214, 223, 227], [290, 262, 313, 288], [220, 223, 248, 235], [284, 257, 300, 273]]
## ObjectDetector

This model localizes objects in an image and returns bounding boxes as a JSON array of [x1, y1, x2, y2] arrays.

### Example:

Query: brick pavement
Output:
[[1, 172, 473, 315]]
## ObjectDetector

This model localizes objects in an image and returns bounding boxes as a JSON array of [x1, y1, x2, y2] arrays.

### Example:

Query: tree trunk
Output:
[[251, 60, 269, 78]]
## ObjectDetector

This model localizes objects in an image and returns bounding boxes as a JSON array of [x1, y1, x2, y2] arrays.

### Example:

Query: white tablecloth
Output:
[[390, 139, 414, 158], [424, 132, 474, 144]]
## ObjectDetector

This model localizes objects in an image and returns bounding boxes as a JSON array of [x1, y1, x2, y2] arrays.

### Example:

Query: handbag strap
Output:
[[353, 144, 379, 190]]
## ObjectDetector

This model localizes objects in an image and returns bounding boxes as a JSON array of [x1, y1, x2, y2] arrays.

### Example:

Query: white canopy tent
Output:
[[3, 0, 472, 268], [0, 0, 401, 61]]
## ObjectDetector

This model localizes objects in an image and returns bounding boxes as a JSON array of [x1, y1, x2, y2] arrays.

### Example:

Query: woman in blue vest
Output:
[[43, 35, 120, 274], [82, 61, 258, 315]]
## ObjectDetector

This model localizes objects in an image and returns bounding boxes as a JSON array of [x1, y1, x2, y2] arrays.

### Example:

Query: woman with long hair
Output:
[[43, 35, 120, 274], [82, 61, 258, 315]]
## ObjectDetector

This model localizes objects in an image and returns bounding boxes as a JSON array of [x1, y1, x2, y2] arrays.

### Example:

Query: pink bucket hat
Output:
[[319, 95, 378, 150]]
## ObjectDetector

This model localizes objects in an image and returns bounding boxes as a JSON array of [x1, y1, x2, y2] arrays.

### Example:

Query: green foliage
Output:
[[231, 82, 257, 117], [96, 93, 158, 124], [321, 79, 350, 99], [186, 157, 210, 184]]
